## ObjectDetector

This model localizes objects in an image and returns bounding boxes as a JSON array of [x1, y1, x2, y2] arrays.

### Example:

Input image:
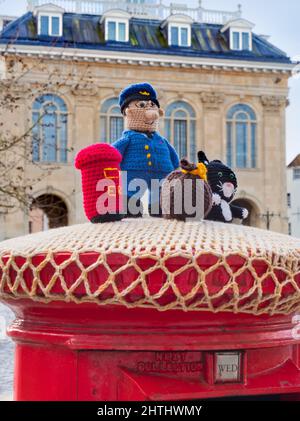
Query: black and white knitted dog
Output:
[[198, 151, 248, 223]]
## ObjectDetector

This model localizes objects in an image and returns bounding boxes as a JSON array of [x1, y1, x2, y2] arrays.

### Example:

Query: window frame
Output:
[[38, 13, 63, 37], [230, 29, 252, 51], [173, 113, 189, 158], [242, 32, 250, 50], [168, 23, 191, 47], [105, 18, 129, 42], [100, 97, 124, 143], [293, 168, 300, 180], [32, 94, 68, 164], [226, 104, 257, 170], [232, 31, 240, 50], [165, 101, 196, 162]]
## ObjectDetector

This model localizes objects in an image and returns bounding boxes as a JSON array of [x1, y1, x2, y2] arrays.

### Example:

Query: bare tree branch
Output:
[[0, 46, 89, 216]]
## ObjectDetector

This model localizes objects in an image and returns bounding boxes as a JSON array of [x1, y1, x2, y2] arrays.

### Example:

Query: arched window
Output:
[[231, 198, 260, 228], [32, 94, 68, 163], [29, 194, 68, 233], [165, 101, 196, 161], [100, 97, 124, 143], [226, 104, 257, 169]]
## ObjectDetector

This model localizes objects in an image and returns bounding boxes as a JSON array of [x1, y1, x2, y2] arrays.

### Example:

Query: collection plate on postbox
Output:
[[214, 352, 244, 384]]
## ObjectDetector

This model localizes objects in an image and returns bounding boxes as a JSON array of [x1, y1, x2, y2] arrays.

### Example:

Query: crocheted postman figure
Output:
[[112, 82, 179, 218], [161, 158, 212, 221], [75, 143, 123, 223], [198, 151, 248, 223]]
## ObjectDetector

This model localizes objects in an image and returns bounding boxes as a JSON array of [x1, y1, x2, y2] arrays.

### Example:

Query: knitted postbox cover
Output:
[[0, 220, 300, 316], [75, 144, 123, 222]]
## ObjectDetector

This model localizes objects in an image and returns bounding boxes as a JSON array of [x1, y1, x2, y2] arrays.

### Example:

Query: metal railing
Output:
[[27, 0, 242, 24]]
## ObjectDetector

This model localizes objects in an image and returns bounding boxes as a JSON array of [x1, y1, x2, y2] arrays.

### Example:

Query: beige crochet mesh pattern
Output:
[[0, 219, 300, 315]]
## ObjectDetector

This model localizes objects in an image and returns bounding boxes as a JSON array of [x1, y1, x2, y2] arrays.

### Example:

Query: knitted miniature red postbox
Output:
[[75, 143, 123, 223]]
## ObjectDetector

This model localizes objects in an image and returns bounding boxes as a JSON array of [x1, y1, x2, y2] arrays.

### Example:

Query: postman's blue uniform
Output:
[[112, 129, 179, 206]]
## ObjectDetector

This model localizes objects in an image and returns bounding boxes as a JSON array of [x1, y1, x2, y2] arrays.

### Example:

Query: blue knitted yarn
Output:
[[122, 169, 170, 204], [112, 130, 179, 174]]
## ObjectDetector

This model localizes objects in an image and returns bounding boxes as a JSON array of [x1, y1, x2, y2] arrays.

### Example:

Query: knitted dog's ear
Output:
[[198, 151, 209, 165]]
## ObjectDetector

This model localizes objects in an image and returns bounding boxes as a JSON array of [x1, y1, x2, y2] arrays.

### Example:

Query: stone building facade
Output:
[[0, 1, 293, 239]]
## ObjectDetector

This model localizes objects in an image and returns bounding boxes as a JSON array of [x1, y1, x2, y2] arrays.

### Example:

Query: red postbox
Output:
[[0, 219, 300, 401]]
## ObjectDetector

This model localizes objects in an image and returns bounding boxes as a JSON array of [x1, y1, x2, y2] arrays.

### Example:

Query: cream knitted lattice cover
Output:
[[0, 219, 300, 315]]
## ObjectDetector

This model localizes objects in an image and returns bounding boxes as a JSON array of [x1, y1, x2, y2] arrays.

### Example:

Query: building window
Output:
[[165, 101, 196, 161], [233, 31, 240, 49], [40, 15, 49, 35], [287, 193, 291, 208], [293, 168, 300, 180], [231, 30, 251, 51], [242, 32, 250, 50], [29, 194, 68, 231], [105, 19, 128, 42], [226, 104, 257, 169], [100, 98, 124, 143], [52, 16, 60, 36], [38, 14, 62, 37], [169, 24, 190, 47], [288, 223, 292, 236], [32, 94, 68, 163]]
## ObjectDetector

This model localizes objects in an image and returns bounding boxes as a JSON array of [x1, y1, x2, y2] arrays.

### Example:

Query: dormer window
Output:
[[232, 30, 251, 51], [39, 14, 62, 36], [161, 14, 193, 48], [34, 4, 64, 37], [221, 18, 254, 52], [170, 24, 190, 47], [106, 19, 128, 42], [101, 10, 130, 43]]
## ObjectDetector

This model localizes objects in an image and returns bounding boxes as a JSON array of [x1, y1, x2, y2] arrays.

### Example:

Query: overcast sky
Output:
[[1, 0, 299, 163]]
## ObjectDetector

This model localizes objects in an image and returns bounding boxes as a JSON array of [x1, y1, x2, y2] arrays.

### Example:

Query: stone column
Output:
[[261, 95, 289, 234], [200, 92, 225, 159]]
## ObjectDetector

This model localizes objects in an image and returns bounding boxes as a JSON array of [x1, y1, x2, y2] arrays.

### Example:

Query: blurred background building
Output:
[[0, 0, 294, 239]]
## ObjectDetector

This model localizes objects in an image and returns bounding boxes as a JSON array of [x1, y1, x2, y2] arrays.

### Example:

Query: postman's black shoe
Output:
[[91, 213, 124, 224]]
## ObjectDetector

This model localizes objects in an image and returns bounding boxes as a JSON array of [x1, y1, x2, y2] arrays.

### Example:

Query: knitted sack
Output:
[[161, 158, 213, 221], [75, 144, 123, 223]]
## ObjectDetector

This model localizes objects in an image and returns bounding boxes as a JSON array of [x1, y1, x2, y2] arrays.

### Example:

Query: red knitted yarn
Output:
[[75, 144, 123, 221], [75, 143, 122, 169]]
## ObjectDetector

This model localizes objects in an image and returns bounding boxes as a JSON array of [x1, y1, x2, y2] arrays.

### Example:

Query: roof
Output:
[[288, 154, 300, 168], [0, 12, 291, 64]]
